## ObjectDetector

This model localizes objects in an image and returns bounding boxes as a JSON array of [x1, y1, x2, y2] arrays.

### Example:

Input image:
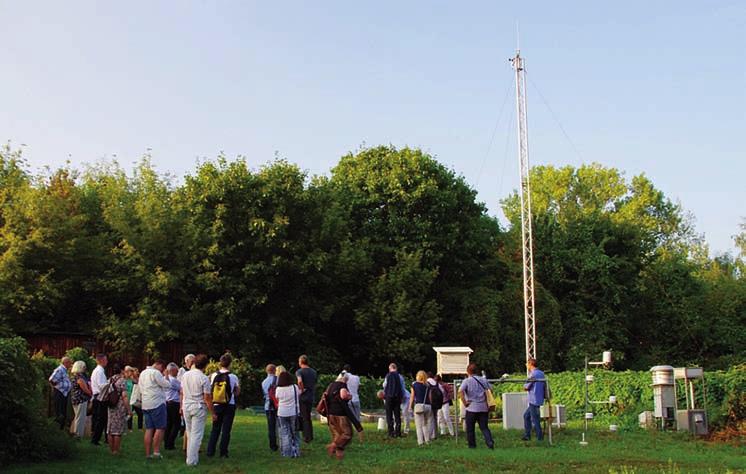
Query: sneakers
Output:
[[148, 453, 163, 460]]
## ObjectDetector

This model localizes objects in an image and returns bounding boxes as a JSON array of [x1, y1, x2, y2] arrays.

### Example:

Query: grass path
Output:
[[6, 412, 745, 473]]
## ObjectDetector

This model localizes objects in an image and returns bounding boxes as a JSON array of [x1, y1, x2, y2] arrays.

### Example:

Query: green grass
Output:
[[6, 411, 745, 473]]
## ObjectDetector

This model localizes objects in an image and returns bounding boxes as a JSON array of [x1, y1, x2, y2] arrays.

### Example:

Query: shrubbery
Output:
[[0, 337, 72, 465]]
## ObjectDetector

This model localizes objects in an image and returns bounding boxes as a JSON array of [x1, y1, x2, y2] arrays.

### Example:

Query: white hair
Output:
[[167, 362, 179, 370], [184, 354, 195, 365], [71, 360, 87, 374]]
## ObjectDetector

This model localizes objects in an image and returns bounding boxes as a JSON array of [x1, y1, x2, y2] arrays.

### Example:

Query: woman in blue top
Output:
[[408, 370, 434, 445]]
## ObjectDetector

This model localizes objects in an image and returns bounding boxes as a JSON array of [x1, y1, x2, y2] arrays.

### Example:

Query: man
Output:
[[48, 356, 73, 430], [295, 354, 317, 443], [341, 364, 361, 422], [261, 364, 278, 452], [177, 354, 195, 381], [139, 359, 171, 459], [163, 363, 181, 450], [458, 363, 494, 449], [90, 353, 109, 445], [207, 353, 240, 458], [522, 358, 546, 442], [180, 354, 215, 467], [382, 363, 404, 438]]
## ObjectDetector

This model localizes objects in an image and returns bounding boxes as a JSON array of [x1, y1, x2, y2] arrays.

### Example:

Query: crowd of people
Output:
[[48, 351, 547, 465]]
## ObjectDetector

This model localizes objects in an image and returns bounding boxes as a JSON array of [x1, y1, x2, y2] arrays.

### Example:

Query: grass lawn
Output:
[[6, 411, 745, 473]]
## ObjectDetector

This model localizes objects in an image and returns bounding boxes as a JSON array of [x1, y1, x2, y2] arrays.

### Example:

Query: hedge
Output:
[[1, 337, 72, 465]]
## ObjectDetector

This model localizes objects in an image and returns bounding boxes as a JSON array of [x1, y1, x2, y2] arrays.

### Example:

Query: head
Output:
[[526, 358, 538, 371], [336, 373, 348, 383], [277, 371, 294, 387], [342, 364, 352, 374], [132, 368, 140, 379], [276, 365, 287, 376], [466, 363, 478, 376], [111, 362, 123, 375], [388, 363, 398, 373], [298, 354, 309, 367], [61, 356, 73, 370], [265, 364, 276, 375], [167, 362, 179, 376], [193, 354, 209, 371], [152, 359, 166, 372], [219, 353, 232, 369], [95, 353, 108, 367], [71, 360, 87, 375], [416, 370, 427, 383], [435, 374, 443, 383], [427, 371, 434, 380], [184, 353, 195, 368]]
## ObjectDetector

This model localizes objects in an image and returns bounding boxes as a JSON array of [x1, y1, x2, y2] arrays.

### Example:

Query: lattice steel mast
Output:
[[510, 49, 537, 364]]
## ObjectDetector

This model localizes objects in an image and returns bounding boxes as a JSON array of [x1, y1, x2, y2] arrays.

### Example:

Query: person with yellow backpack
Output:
[[207, 353, 240, 458]]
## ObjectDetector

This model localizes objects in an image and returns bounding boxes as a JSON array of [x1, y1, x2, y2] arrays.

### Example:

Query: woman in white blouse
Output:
[[275, 371, 301, 457]]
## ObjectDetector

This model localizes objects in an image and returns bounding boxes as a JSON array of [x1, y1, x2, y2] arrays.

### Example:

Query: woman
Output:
[[69, 360, 92, 439], [409, 370, 434, 445], [436, 374, 455, 436], [324, 374, 356, 460], [106, 363, 132, 454], [126, 367, 143, 431], [274, 371, 301, 458]]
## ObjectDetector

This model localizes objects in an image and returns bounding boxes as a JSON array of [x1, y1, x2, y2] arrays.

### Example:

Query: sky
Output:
[[1, 1, 744, 254]]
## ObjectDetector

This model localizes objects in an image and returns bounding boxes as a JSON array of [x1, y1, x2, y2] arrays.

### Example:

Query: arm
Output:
[[204, 392, 215, 420], [122, 388, 132, 416], [459, 387, 470, 407], [409, 387, 415, 410], [340, 388, 351, 401], [156, 372, 171, 389], [179, 387, 184, 416], [78, 377, 92, 396], [296, 374, 305, 393]]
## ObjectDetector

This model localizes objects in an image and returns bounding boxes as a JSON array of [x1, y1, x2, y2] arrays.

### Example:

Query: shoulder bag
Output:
[[474, 377, 497, 412]]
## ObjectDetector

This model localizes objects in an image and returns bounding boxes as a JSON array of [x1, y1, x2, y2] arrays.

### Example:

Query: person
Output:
[[261, 363, 278, 452], [139, 359, 171, 459], [400, 373, 412, 435], [207, 353, 240, 458], [436, 374, 455, 436], [177, 354, 195, 381], [324, 374, 354, 460], [106, 363, 131, 454], [127, 367, 143, 431], [382, 363, 404, 438], [70, 360, 92, 439], [164, 363, 182, 450], [522, 358, 546, 442], [180, 354, 215, 466], [409, 370, 434, 445], [48, 356, 73, 430], [295, 354, 317, 443], [90, 353, 109, 445], [275, 371, 301, 457], [458, 363, 494, 449], [426, 371, 444, 440], [341, 364, 361, 422]]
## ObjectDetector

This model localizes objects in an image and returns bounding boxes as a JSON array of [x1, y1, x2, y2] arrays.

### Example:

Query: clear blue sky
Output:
[[2, 1, 744, 254]]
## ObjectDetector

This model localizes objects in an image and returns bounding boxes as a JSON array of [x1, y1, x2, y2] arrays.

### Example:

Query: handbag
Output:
[[474, 377, 497, 412], [316, 390, 328, 418]]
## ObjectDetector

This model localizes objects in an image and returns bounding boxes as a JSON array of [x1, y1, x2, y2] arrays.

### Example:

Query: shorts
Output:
[[143, 403, 168, 430]]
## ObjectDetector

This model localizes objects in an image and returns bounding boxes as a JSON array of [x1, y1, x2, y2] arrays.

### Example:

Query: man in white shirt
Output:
[[90, 354, 108, 446], [180, 354, 215, 466], [206, 353, 240, 458], [177, 354, 195, 381], [341, 364, 361, 421], [139, 360, 171, 459]]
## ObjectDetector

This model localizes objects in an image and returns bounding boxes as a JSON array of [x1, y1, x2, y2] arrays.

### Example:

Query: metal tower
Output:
[[510, 50, 537, 365]]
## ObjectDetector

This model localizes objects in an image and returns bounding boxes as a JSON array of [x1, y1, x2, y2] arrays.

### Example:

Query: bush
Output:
[[64, 346, 96, 373], [0, 337, 73, 465]]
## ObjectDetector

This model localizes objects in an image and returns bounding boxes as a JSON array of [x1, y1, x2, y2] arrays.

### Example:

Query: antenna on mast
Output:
[[509, 46, 537, 370]]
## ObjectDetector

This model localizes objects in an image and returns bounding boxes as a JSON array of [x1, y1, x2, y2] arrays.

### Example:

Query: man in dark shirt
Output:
[[295, 354, 318, 443]]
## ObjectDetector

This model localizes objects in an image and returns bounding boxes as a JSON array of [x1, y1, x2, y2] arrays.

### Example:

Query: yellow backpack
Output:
[[212, 371, 232, 405]]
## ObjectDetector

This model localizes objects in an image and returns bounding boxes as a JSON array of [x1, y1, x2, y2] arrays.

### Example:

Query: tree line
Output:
[[1, 144, 744, 374]]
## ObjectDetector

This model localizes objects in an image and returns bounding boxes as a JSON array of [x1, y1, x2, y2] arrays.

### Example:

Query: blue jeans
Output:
[[523, 404, 543, 440], [465, 411, 494, 448], [207, 404, 236, 457], [278, 415, 301, 457]]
